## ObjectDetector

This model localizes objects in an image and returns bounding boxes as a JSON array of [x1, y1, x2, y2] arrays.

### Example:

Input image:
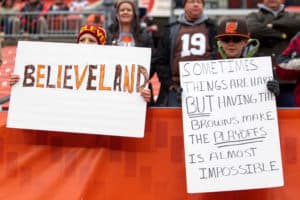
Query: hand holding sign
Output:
[[180, 57, 283, 193], [7, 41, 151, 137]]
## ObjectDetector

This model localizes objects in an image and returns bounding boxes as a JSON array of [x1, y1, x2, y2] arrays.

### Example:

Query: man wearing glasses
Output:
[[152, 0, 217, 107]]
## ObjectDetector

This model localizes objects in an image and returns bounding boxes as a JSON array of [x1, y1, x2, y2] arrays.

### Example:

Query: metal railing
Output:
[[1, 8, 262, 39], [0, 10, 107, 40]]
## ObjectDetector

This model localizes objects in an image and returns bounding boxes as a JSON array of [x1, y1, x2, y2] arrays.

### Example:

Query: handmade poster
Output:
[[7, 41, 151, 137], [180, 57, 284, 193]]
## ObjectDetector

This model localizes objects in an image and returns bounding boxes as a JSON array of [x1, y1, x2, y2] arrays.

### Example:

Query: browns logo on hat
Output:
[[77, 24, 107, 45], [216, 18, 250, 39]]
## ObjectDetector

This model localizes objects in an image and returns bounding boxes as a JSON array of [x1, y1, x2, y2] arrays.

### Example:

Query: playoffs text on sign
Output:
[[180, 57, 283, 193], [7, 41, 151, 137]]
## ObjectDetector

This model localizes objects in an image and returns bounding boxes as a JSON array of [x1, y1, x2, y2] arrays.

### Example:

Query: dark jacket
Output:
[[20, 1, 44, 33], [152, 14, 217, 106], [21, 1, 44, 15], [276, 32, 300, 106], [246, 3, 300, 58]]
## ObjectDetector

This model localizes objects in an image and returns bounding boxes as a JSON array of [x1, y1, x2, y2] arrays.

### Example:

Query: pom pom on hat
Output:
[[77, 24, 107, 45]]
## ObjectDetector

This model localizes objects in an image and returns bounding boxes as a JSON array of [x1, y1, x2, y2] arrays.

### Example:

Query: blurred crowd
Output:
[[1, 0, 300, 107]]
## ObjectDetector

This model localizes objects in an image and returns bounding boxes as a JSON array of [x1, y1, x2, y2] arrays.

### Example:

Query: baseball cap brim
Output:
[[216, 33, 250, 39]]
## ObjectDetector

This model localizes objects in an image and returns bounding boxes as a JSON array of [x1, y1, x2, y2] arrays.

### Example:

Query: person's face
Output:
[[78, 33, 98, 44], [219, 36, 248, 58], [118, 3, 134, 24], [263, 0, 283, 10], [184, 0, 204, 21]]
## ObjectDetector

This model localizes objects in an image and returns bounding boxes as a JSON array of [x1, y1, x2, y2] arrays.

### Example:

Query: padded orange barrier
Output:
[[0, 108, 299, 199]]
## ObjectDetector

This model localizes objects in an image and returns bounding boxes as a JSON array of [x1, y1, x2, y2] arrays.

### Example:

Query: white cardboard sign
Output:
[[180, 57, 284, 193], [7, 41, 151, 137]]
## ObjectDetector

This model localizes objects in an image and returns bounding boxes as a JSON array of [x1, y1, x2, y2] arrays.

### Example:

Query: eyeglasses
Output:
[[219, 36, 245, 43]]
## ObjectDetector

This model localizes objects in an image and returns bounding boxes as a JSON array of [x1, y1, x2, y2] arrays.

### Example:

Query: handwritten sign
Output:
[[180, 57, 284, 193], [7, 41, 151, 137]]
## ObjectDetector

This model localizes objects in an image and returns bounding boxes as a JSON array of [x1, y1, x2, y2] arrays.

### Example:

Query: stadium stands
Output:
[[1, 0, 298, 107]]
